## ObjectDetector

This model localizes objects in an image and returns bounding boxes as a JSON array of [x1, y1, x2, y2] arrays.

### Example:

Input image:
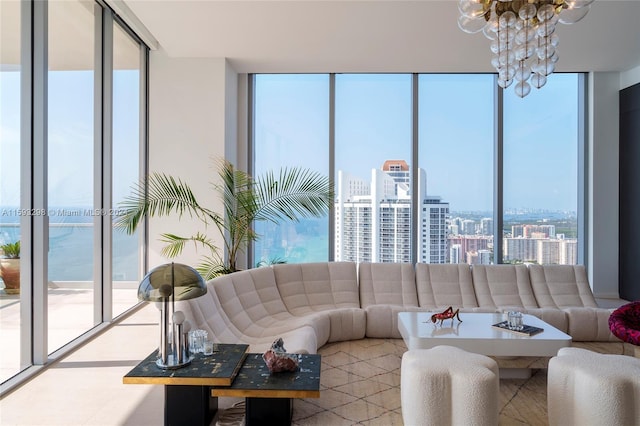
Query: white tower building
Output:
[[335, 160, 449, 263]]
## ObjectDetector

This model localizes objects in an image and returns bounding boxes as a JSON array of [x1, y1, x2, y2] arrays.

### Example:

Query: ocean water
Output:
[[0, 221, 139, 282]]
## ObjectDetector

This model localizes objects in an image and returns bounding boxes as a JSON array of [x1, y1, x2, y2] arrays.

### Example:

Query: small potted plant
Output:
[[0, 240, 20, 294]]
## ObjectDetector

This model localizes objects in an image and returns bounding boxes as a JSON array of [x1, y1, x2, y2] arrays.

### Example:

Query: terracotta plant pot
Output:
[[0, 258, 20, 294]]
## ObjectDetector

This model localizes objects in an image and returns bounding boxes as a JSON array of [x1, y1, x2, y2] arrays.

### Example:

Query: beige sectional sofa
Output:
[[178, 262, 620, 354]]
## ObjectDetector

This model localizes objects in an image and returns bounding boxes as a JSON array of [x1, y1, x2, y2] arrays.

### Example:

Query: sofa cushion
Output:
[[471, 264, 538, 310], [365, 305, 423, 339], [273, 262, 360, 313], [212, 267, 329, 348], [178, 281, 247, 345], [563, 307, 618, 341], [272, 262, 364, 342], [358, 262, 419, 307], [359, 263, 420, 338], [528, 264, 598, 308], [521, 308, 569, 334], [415, 263, 478, 310]]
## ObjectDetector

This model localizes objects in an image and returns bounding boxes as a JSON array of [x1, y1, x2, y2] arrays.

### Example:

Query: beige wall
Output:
[[147, 51, 238, 269]]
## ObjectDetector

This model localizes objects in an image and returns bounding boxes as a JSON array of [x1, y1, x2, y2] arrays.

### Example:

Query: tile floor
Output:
[[0, 301, 634, 426]]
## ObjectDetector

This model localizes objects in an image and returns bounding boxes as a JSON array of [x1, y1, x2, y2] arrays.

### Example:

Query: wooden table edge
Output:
[[211, 388, 320, 399], [122, 376, 234, 386]]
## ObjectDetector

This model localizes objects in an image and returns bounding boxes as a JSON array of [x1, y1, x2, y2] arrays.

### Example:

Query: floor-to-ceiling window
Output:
[[418, 74, 495, 265], [503, 74, 580, 265], [335, 74, 412, 263], [47, 0, 97, 353], [0, 1, 147, 390], [112, 22, 143, 318], [251, 73, 584, 266], [0, 0, 22, 384], [253, 74, 330, 265]]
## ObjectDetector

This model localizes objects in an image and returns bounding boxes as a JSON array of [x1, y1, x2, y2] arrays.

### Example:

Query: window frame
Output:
[[249, 72, 586, 267]]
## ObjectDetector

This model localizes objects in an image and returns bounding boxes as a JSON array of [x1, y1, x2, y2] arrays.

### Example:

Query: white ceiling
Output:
[[122, 0, 640, 74]]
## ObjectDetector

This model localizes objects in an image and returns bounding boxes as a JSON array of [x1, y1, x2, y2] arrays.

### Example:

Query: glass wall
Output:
[[112, 23, 142, 317], [0, 1, 147, 389], [253, 74, 330, 265], [0, 0, 22, 383], [418, 75, 495, 265], [47, 0, 97, 353], [335, 74, 412, 263], [252, 73, 583, 266], [503, 74, 580, 265]]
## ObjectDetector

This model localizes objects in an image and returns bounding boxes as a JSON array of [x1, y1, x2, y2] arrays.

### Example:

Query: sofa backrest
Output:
[[178, 280, 247, 344], [211, 266, 293, 337], [358, 262, 419, 308], [528, 264, 598, 308], [471, 264, 538, 309], [273, 262, 360, 314], [414, 263, 478, 310]]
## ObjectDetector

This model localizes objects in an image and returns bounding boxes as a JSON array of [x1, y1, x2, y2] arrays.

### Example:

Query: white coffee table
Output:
[[398, 311, 572, 378]]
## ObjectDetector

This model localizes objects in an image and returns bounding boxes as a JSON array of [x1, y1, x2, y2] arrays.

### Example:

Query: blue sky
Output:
[[254, 73, 578, 212], [2, 72, 578, 214], [0, 69, 140, 211]]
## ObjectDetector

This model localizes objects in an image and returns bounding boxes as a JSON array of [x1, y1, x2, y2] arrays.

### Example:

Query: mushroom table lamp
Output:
[[137, 262, 207, 369]]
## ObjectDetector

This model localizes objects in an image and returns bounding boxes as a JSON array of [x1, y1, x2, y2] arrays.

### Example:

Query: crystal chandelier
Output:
[[458, 0, 594, 97]]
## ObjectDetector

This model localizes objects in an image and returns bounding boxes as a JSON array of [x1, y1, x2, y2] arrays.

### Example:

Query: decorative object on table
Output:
[[507, 311, 524, 331], [0, 240, 20, 294], [188, 329, 208, 354], [608, 300, 640, 346], [203, 340, 215, 356], [430, 306, 463, 326], [492, 321, 544, 336], [262, 338, 300, 373], [137, 262, 207, 369], [457, 0, 594, 97], [116, 159, 332, 279]]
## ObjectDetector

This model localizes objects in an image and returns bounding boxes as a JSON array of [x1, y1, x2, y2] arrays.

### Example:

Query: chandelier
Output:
[[458, 0, 594, 97]]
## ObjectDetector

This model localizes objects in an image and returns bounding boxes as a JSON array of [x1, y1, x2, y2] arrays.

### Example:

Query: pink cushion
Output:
[[608, 301, 640, 345]]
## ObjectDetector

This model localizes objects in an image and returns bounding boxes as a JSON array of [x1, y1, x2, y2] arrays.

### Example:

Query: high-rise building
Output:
[[537, 238, 578, 264], [448, 235, 491, 259], [512, 224, 556, 238], [478, 249, 492, 265], [480, 218, 493, 236], [335, 160, 449, 263], [462, 219, 476, 235], [450, 244, 462, 264], [504, 237, 538, 262]]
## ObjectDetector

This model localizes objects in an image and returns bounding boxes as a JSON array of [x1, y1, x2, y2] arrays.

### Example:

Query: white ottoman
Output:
[[401, 345, 499, 426], [548, 347, 640, 426]]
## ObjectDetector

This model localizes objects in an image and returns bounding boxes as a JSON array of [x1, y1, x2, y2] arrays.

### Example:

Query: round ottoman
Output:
[[401, 345, 499, 426], [548, 347, 640, 426], [608, 300, 640, 345]]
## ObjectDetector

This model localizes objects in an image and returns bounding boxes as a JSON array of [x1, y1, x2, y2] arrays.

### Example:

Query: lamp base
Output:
[[156, 354, 193, 370]]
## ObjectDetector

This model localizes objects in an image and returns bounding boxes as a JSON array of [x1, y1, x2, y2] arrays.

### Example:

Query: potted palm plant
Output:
[[0, 240, 20, 294], [116, 159, 332, 279]]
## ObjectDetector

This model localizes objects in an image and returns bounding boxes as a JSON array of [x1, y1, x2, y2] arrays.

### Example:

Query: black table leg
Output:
[[245, 397, 292, 426], [164, 385, 218, 426]]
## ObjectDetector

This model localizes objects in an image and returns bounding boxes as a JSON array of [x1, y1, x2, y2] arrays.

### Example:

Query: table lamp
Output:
[[137, 262, 207, 369]]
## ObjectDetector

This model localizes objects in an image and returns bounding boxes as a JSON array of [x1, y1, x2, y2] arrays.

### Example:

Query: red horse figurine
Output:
[[430, 306, 462, 325]]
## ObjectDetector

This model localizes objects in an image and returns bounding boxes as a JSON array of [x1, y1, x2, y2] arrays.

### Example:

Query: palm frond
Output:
[[196, 255, 232, 280], [214, 160, 259, 260], [115, 173, 221, 234], [254, 167, 333, 223], [256, 256, 288, 267], [159, 232, 219, 259], [115, 158, 331, 278]]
